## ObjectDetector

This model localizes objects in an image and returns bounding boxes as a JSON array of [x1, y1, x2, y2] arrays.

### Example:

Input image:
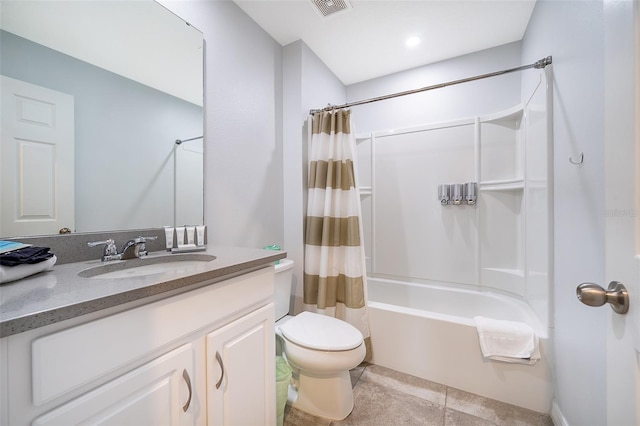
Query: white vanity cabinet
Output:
[[1, 266, 276, 426]]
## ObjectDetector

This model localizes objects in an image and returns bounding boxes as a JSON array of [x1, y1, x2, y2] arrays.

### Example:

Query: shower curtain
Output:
[[304, 109, 371, 358]]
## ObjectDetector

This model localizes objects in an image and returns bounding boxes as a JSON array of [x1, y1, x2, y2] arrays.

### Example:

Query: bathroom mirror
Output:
[[0, 0, 204, 238]]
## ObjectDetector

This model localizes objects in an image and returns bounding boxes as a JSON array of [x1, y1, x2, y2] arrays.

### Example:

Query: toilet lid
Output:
[[279, 311, 363, 351]]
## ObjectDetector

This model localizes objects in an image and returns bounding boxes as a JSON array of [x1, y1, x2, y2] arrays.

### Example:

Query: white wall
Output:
[[347, 42, 522, 133], [282, 40, 346, 314], [522, 1, 607, 425], [160, 0, 284, 248]]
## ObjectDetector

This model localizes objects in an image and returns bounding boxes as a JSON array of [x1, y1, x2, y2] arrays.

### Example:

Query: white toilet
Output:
[[274, 259, 366, 420]]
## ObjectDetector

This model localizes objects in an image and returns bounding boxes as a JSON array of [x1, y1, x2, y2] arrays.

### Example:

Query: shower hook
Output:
[[322, 103, 338, 112], [569, 152, 584, 165]]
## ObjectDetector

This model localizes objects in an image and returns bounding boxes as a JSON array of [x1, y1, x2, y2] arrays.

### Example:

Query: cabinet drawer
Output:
[[31, 267, 273, 405], [33, 343, 196, 426]]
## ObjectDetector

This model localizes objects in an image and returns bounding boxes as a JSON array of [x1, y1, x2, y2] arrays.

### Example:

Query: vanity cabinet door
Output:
[[206, 304, 276, 426], [32, 343, 198, 426]]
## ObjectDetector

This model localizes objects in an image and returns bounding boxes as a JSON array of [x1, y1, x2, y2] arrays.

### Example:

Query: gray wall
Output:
[[522, 1, 607, 425], [0, 30, 202, 234], [161, 1, 284, 249]]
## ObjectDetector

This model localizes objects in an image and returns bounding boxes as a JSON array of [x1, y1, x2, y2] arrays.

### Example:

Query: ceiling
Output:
[[233, 0, 536, 85], [1, 1, 203, 105]]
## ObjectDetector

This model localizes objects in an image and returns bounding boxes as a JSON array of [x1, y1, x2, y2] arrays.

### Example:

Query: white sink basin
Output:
[[78, 254, 216, 279]]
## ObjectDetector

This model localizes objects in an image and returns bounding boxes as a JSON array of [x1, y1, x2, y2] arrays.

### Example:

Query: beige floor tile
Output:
[[445, 387, 552, 426], [445, 408, 496, 426], [350, 363, 367, 387], [282, 364, 552, 426], [284, 406, 332, 426], [335, 375, 445, 425], [358, 364, 448, 406]]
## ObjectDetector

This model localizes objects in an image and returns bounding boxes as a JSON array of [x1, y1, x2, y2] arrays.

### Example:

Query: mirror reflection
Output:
[[0, 0, 204, 238]]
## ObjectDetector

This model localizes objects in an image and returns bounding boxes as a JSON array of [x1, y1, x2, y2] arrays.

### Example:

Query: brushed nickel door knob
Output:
[[576, 281, 629, 314]]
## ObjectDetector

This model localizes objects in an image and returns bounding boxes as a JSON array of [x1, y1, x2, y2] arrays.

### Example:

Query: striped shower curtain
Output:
[[304, 109, 371, 358]]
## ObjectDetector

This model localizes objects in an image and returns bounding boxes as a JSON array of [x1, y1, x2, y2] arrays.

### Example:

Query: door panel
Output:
[[1, 75, 74, 236], [604, 1, 639, 424]]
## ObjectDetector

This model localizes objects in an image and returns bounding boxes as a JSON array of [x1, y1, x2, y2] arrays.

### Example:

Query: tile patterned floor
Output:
[[283, 363, 553, 426]]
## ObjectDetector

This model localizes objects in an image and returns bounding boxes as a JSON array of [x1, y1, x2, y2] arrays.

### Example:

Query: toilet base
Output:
[[288, 369, 354, 420]]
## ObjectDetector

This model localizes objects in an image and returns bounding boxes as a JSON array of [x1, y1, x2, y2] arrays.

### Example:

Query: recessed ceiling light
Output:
[[406, 36, 421, 47]]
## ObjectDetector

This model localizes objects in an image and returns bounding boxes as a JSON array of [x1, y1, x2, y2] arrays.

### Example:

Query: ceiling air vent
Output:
[[310, 0, 352, 18]]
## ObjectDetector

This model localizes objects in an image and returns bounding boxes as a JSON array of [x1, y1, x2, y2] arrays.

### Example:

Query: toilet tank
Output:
[[274, 258, 294, 321]]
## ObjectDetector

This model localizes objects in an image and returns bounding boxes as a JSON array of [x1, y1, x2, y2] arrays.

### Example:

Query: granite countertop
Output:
[[0, 246, 286, 338]]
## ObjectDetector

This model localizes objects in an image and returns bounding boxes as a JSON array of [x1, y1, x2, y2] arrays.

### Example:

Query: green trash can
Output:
[[275, 355, 292, 426]]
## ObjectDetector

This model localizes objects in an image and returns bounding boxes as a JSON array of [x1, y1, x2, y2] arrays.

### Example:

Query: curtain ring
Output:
[[323, 103, 335, 113], [569, 152, 584, 165]]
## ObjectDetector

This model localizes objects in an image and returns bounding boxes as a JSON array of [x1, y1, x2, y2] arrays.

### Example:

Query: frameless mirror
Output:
[[0, 0, 204, 238]]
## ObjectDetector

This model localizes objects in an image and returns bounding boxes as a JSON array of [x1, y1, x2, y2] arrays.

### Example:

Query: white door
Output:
[[206, 304, 276, 426], [604, 1, 639, 425], [0, 75, 74, 237]]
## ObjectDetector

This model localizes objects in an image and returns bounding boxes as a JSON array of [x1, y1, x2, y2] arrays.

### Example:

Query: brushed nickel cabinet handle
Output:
[[182, 369, 192, 412], [215, 351, 224, 389]]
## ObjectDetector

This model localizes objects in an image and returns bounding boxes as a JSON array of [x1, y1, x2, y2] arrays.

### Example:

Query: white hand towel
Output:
[[474, 316, 540, 365], [0, 255, 57, 284]]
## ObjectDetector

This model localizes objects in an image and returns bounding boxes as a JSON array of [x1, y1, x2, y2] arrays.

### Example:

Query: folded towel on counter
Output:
[[0, 240, 32, 254], [474, 316, 541, 365], [0, 246, 53, 266], [0, 255, 57, 284]]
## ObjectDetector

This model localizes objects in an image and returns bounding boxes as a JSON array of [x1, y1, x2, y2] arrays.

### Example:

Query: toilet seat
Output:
[[279, 311, 363, 351]]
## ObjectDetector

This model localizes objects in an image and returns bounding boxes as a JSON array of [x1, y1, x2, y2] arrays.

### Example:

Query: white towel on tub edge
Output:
[[473, 316, 541, 365]]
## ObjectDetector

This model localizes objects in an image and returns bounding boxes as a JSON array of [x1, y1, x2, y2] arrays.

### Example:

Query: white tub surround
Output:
[[355, 67, 553, 326], [354, 71, 553, 414]]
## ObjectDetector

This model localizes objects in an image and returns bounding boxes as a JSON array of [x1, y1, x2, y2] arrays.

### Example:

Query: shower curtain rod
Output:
[[175, 135, 203, 145], [309, 56, 552, 115]]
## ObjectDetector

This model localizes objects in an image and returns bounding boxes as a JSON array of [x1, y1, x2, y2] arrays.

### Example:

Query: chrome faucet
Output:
[[87, 239, 120, 262], [120, 236, 157, 260], [88, 236, 157, 262]]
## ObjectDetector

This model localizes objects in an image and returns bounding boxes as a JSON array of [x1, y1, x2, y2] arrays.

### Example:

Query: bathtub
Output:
[[366, 277, 553, 414]]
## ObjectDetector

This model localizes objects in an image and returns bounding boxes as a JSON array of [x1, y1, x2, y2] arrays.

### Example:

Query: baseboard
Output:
[[551, 400, 569, 426]]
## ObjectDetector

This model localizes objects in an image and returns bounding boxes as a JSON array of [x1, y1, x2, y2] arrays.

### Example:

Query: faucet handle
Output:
[[134, 236, 157, 243], [136, 236, 157, 257], [87, 239, 119, 261]]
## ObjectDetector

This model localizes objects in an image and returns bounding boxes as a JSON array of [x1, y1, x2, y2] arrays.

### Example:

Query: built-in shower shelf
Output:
[[479, 103, 524, 124], [481, 267, 525, 295], [359, 186, 372, 196], [482, 267, 524, 278], [479, 179, 524, 191], [355, 134, 372, 143]]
